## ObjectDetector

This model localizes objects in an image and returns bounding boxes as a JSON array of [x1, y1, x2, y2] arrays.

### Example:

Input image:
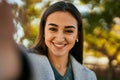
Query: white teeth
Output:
[[54, 43, 65, 48]]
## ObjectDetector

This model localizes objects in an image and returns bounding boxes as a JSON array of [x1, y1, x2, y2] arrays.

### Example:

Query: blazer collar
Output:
[[70, 55, 88, 80]]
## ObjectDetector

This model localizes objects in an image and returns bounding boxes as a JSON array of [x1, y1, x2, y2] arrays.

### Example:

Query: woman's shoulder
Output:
[[70, 55, 97, 80], [19, 46, 47, 61], [26, 52, 48, 63], [20, 48, 55, 80], [19, 46, 49, 65]]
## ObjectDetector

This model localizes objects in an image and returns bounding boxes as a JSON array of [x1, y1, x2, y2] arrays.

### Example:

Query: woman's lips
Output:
[[52, 42, 66, 48]]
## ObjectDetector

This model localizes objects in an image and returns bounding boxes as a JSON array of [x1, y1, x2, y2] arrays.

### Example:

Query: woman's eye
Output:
[[49, 28, 57, 31], [65, 30, 74, 33]]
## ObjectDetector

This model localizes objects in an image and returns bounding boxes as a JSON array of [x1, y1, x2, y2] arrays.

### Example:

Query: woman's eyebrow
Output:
[[65, 26, 76, 29], [48, 23, 58, 27]]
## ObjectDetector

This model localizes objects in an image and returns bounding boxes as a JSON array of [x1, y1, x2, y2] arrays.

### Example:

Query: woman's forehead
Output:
[[46, 11, 77, 24]]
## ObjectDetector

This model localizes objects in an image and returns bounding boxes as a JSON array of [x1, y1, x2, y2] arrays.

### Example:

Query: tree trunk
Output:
[[107, 60, 114, 80]]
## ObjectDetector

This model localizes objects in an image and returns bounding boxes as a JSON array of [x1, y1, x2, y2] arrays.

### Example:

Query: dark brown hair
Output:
[[34, 1, 83, 64]]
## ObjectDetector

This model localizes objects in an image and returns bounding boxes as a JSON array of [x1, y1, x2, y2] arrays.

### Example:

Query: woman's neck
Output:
[[48, 54, 69, 76]]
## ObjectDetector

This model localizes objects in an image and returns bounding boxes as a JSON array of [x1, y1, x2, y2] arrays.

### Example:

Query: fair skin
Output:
[[44, 11, 78, 76]]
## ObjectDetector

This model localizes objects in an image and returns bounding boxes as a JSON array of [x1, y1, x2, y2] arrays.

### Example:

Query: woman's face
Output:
[[44, 11, 78, 57]]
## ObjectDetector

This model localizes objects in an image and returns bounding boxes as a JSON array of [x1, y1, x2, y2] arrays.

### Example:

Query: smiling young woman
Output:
[[33, 1, 97, 80]]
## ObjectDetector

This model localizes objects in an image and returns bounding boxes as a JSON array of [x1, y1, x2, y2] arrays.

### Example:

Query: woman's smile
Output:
[[52, 42, 67, 49]]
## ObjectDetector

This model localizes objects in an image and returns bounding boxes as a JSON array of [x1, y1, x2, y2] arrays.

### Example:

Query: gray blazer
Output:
[[27, 53, 97, 80]]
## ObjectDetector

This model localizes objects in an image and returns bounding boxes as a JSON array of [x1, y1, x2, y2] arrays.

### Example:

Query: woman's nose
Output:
[[55, 31, 65, 42]]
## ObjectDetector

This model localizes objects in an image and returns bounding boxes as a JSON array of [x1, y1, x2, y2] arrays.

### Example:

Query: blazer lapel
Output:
[[27, 53, 55, 80], [70, 55, 88, 80]]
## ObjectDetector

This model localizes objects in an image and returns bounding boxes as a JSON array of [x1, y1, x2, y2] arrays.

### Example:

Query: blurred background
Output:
[[6, 0, 120, 80]]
